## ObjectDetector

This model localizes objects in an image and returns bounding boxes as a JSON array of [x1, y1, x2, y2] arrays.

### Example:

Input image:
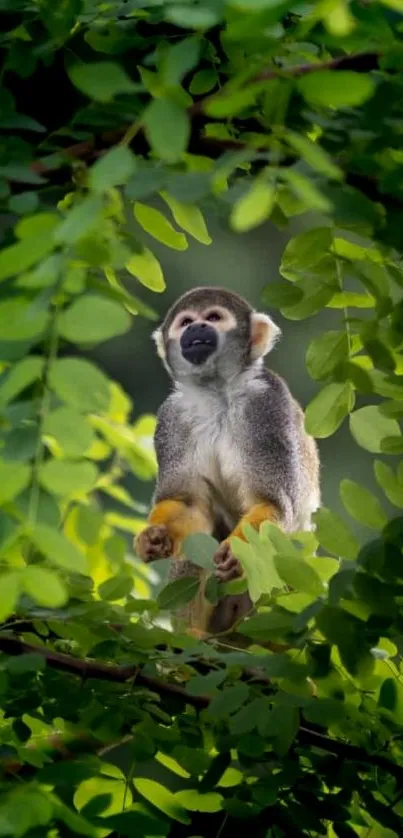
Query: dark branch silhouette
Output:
[[1, 631, 403, 782]]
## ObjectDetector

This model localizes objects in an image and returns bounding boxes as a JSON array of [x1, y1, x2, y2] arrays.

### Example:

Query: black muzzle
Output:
[[180, 323, 218, 366]]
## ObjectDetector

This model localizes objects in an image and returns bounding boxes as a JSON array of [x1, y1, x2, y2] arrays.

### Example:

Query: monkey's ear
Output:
[[250, 312, 281, 359], [152, 327, 166, 361]]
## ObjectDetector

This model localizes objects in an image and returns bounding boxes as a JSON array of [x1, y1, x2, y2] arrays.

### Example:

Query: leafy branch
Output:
[[1, 633, 402, 784], [28, 50, 380, 180]]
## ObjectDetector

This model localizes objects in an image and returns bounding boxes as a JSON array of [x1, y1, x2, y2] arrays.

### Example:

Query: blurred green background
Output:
[[91, 211, 390, 541]]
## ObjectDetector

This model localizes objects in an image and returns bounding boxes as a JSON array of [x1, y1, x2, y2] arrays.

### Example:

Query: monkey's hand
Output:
[[213, 542, 242, 582], [135, 525, 174, 563]]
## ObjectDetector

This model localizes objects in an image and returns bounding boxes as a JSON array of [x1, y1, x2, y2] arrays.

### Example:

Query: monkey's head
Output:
[[153, 287, 281, 382]]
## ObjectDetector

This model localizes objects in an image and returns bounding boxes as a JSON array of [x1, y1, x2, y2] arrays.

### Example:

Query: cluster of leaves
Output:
[[1, 0, 403, 836]]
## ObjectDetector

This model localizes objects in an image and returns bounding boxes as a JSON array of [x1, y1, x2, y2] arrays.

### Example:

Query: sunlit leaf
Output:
[[313, 507, 359, 560], [49, 358, 111, 413], [0, 572, 20, 621], [340, 479, 388, 529], [59, 295, 131, 344], [22, 566, 68, 607], [298, 71, 375, 108], [39, 459, 98, 496], [125, 248, 166, 292], [230, 181, 276, 232], [160, 191, 212, 244], [305, 382, 354, 438], [350, 406, 400, 453], [30, 525, 88, 574], [133, 202, 188, 250], [43, 407, 95, 457], [134, 779, 190, 824]]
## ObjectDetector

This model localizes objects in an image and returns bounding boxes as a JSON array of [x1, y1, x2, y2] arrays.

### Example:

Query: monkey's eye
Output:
[[205, 311, 222, 322], [179, 316, 193, 329]]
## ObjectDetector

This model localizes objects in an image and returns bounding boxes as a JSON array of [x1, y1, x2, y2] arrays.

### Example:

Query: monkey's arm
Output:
[[135, 398, 213, 562]]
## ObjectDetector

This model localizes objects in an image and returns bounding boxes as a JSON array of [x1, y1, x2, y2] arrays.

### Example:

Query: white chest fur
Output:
[[173, 370, 265, 522]]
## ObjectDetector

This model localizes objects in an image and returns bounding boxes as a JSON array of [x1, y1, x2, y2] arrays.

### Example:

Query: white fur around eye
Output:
[[250, 312, 281, 359]]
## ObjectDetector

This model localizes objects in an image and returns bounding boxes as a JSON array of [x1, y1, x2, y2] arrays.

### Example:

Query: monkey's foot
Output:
[[213, 542, 242, 582], [135, 525, 174, 563]]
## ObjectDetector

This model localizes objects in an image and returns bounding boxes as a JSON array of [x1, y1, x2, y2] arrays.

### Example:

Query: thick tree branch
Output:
[[1, 632, 403, 782], [0, 634, 209, 709]]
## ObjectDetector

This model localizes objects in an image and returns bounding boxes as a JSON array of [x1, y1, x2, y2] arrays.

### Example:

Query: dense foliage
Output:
[[1, 0, 403, 836]]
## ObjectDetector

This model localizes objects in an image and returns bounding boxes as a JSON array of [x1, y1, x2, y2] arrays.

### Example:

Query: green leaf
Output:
[[281, 276, 335, 320], [59, 295, 131, 344], [68, 61, 137, 102], [306, 331, 349, 380], [7, 654, 45, 674], [39, 459, 98, 496], [280, 227, 332, 280], [0, 356, 44, 407], [230, 181, 276, 232], [340, 479, 388, 529], [284, 131, 342, 179], [15, 212, 59, 239], [133, 779, 190, 825], [0, 461, 31, 505], [298, 71, 375, 108], [189, 69, 217, 94], [55, 195, 104, 245], [22, 566, 68, 607], [207, 683, 249, 719], [182, 533, 218, 569], [125, 248, 166, 292], [89, 146, 136, 192], [175, 790, 223, 813], [0, 572, 20, 621], [0, 298, 48, 341], [144, 99, 190, 162], [0, 235, 56, 282], [160, 191, 212, 244], [166, 6, 220, 28], [305, 382, 354, 438], [30, 524, 88, 574], [161, 37, 201, 87], [98, 573, 133, 601], [8, 191, 39, 215], [374, 460, 403, 508], [49, 358, 111, 413], [2, 425, 37, 462], [313, 507, 359, 560], [261, 282, 303, 308], [133, 202, 188, 250], [43, 407, 95, 457], [281, 169, 332, 213], [237, 609, 294, 640], [349, 405, 400, 453], [231, 533, 283, 602], [157, 576, 201, 610], [274, 554, 324, 595]]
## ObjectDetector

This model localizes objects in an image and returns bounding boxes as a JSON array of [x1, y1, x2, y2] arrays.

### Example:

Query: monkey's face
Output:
[[164, 303, 246, 380], [153, 288, 281, 382]]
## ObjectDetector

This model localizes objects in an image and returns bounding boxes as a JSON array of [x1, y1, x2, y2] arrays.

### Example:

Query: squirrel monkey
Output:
[[135, 287, 320, 634]]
